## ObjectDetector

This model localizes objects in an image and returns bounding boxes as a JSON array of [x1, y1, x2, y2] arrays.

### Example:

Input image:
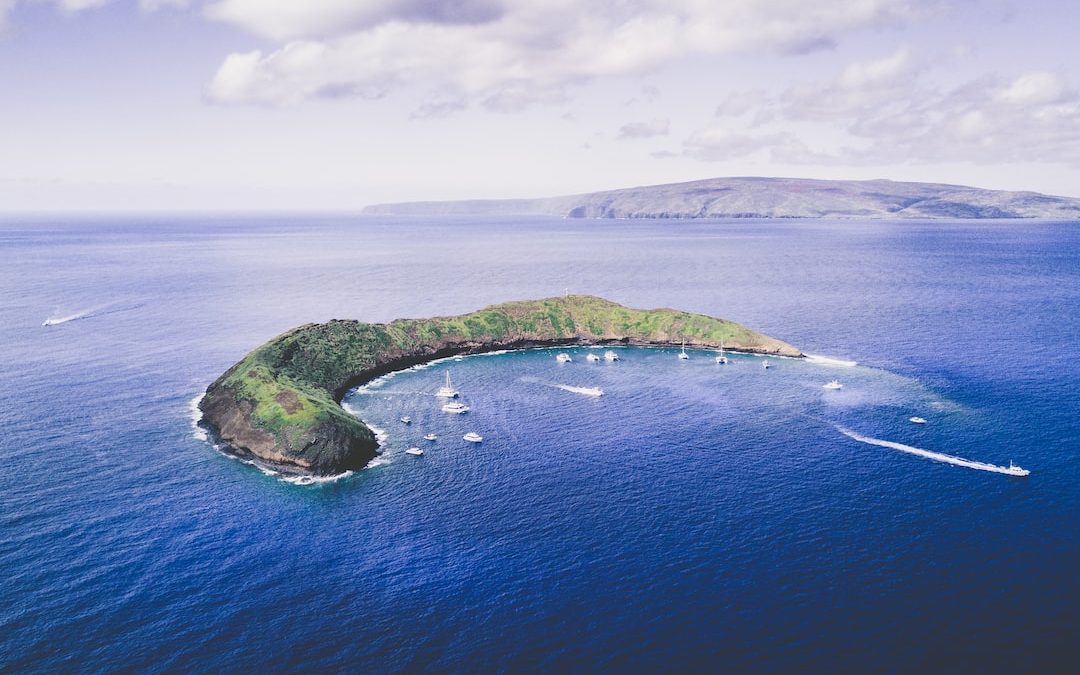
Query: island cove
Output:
[[198, 296, 801, 476]]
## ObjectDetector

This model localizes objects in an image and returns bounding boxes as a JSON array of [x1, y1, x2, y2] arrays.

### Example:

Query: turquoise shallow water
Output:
[[0, 215, 1077, 671]]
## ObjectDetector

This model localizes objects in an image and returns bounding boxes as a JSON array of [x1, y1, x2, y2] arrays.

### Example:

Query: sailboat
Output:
[[678, 340, 689, 360], [714, 339, 728, 364], [436, 371, 459, 398]]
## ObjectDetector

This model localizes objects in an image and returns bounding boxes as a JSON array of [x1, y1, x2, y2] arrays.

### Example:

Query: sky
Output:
[[1, 0, 1079, 211]]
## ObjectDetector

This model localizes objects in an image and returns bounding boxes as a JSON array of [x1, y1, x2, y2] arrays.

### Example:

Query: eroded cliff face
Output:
[[199, 295, 802, 476]]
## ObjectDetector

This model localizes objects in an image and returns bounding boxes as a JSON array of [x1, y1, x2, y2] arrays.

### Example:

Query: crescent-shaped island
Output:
[[198, 295, 802, 476]]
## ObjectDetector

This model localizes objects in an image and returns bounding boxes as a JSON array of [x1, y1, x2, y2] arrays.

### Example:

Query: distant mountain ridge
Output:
[[363, 177, 1080, 219]]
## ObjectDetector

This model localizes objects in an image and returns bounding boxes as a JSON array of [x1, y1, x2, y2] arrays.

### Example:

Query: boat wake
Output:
[[805, 353, 858, 368], [835, 425, 1029, 476], [555, 384, 604, 397], [42, 301, 142, 327]]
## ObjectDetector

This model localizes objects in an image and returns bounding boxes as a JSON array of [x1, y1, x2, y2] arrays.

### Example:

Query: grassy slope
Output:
[[205, 295, 798, 469]]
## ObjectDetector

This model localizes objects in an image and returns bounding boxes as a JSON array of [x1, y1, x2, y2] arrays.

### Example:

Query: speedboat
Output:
[[463, 432, 483, 443], [400, 416, 412, 424], [909, 417, 927, 424], [436, 371, 459, 398], [441, 402, 469, 414], [678, 340, 689, 360], [762, 360, 770, 369], [556, 353, 572, 363], [604, 350, 619, 362], [823, 380, 843, 390], [586, 353, 601, 363], [423, 433, 437, 441], [1005, 461, 1030, 477], [405, 447, 424, 456]]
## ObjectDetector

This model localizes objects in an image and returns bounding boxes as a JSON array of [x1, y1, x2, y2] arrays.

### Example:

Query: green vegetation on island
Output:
[[199, 295, 801, 476]]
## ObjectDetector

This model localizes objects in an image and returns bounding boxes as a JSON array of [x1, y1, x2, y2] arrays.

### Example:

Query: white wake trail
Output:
[[836, 425, 1029, 476]]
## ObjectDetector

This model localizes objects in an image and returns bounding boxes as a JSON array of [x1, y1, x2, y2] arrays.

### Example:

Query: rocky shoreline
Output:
[[198, 296, 801, 476]]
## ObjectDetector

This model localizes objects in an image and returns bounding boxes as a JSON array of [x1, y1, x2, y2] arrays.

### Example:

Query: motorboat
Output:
[[678, 340, 689, 360], [1005, 461, 1030, 477], [441, 402, 469, 414], [909, 417, 927, 424], [823, 380, 843, 390], [405, 447, 424, 456], [604, 350, 619, 362], [586, 353, 601, 362], [556, 353, 572, 363], [400, 416, 412, 424], [436, 371, 459, 398], [463, 432, 483, 443], [423, 433, 437, 441]]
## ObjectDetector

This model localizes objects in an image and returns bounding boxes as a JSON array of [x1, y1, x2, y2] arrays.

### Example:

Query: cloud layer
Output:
[[203, 0, 922, 107], [686, 49, 1080, 166]]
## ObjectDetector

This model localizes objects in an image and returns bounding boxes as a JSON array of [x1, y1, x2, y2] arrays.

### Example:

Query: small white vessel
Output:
[[556, 353, 572, 363], [405, 447, 424, 456], [423, 433, 437, 441], [400, 416, 412, 424], [715, 340, 728, 364], [441, 402, 469, 414], [604, 350, 619, 362], [909, 417, 927, 424], [559, 385, 603, 397], [762, 360, 770, 369], [823, 380, 843, 390], [42, 318, 62, 327], [678, 340, 689, 360], [436, 371, 459, 398], [1005, 460, 1030, 477], [463, 432, 483, 443], [586, 353, 601, 363]]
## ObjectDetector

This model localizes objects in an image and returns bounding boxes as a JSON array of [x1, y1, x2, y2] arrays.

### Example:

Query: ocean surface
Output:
[[1, 215, 1077, 671]]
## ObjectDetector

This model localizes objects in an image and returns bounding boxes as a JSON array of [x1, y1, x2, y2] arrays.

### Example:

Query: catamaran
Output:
[[762, 360, 770, 369], [441, 402, 469, 414], [405, 447, 424, 456], [715, 340, 728, 364], [463, 432, 483, 443], [604, 350, 619, 362], [678, 340, 689, 360], [586, 353, 601, 362], [436, 371, 459, 398], [556, 353, 572, 363]]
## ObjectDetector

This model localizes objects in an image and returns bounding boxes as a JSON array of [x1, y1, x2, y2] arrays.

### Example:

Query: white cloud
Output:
[[204, 0, 924, 108], [617, 118, 670, 140], [686, 51, 1080, 166], [997, 71, 1063, 105]]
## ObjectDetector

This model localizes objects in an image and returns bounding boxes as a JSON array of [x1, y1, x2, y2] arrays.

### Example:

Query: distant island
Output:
[[363, 176, 1080, 219], [198, 296, 800, 476]]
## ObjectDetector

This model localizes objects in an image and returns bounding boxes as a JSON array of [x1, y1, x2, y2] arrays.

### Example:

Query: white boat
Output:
[[463, 432, 483, 443], [715, 340, 728, 364], [1005, 460, 1030, 477], [604, 350, 619, 362], [909, 417, 927, 424], [400, 416, 412, 424], [441, 402, 469, 414], [436, 371, 459, 398], [556, 353, 572, 363], [586, 353, 601, 363], [423, 433, 437, 441], [678, 340, 689, 360], [42, 318, 62, 327], [823, 380, 843, 390], [762, 360, 770, 369], [405, 447, 424, 456]]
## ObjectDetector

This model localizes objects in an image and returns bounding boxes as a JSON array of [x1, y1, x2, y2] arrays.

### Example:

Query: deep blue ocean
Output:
[[1, 215, 1077, 672]]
